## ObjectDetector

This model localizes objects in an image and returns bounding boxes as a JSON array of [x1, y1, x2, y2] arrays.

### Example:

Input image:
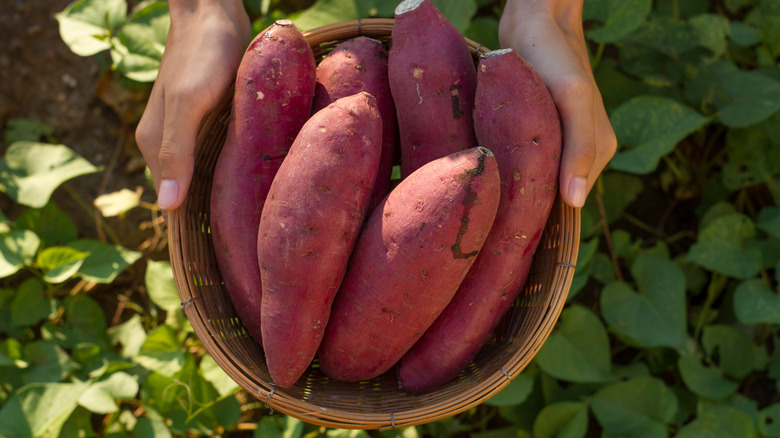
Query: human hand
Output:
[[498, 0, 616, 208], [135, 0, 251, 211]]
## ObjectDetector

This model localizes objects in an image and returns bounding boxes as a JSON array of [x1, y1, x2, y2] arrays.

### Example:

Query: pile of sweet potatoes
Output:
[[208, 0, 561, 393]]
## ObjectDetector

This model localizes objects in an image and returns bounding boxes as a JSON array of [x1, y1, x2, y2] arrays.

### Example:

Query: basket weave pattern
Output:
[[168, 18, 579, 430]]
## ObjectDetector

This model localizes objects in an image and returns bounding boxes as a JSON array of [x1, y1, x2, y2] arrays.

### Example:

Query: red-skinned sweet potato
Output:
[[317, 146, 501, 382], [312, 37, 397, 211], [388, 0, 478, 177], [210, 20, 316, 346], [398, 48, 562, 393], [258, 92, 382, 388]]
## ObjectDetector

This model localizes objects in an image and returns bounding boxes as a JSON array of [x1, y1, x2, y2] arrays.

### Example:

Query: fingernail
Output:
[[568, 177, 587, 208], [157, 179, 179, 210]]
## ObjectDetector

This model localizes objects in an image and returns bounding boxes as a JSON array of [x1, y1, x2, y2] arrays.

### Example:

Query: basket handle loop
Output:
[[180, 296, 198, 310], [499, 368, 513, 381]]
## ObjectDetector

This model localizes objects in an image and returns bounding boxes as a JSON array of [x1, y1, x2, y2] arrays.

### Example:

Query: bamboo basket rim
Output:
[[167, 18, 579, 430]]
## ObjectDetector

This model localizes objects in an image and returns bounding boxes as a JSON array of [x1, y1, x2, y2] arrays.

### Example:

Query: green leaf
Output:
[[60, 407, 96, 438], [464, 16, 500, 51], [282, 416, 304, 438], [627, 16, 699, 56], [142, 357, 240, 435], [756, 0, 780, 57], [134, 325, 185, 377], [133, 416, 172, 438], [759, 403, 780, 438], [722, 124, 780, 190], [730, 21, 762, 46], [675, 407, 756, 438], [702, 325, 768, 379], [200, 355, 239, 398], [686, 212, 764, 279], [590, 376, 677, 438], [254, 417, 283, 438], [718, 71, 780, 127], [584, 0, 652, 43], [326, 430, 372, 438], [110, 2, 170, 82], [290, 0, 392, 31], [534, 306, 612, 383], [533, 401, 588, 438], [0, 338, 26, 368], [23, 341, 81, 384], [107, 314, 148, 358], [678, 355, 739, 400], [0, 382, 89, 438], [3, 118, 55, 145], [0, 142, 99, 208], [610, 96, 710, 174], [68, 239, 142, 284], [431, 0, 477, 33], [94, 188, 142, 217], [758, 207, 780, 240], [13, 202, 78, 247], [145, 260, 180, 313], [485, 373, 534, 407], [734, 279, 780, 324], [0, 230, 40, 278], [55, 0, 127, 56], [600, 254, 688, 350], [598, 173, 644, 224], [78, 372, 139, 414], [690, 13, 730, 55], [10, 278, 56, 328], [684, 59, 737, 111], [37, 246, 89, 284], [41, 294, 109, 349]]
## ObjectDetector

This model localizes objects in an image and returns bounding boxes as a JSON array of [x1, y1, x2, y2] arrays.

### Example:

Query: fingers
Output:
[[156, 88, 206, 211], [135, 82, 165, 192], [552, 74, 597, 208]]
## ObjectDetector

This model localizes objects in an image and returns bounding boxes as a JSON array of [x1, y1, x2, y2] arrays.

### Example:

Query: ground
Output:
[[0, 0, 161, 250], [0, 0, 167, 329]]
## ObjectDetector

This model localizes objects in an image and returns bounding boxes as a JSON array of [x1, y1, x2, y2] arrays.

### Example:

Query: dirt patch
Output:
[[0, 0, 160, 254]]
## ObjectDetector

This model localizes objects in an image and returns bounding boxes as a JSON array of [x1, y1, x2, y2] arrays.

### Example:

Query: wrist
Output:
[[168, 0, 246, 18], [501, 0, 583, 30]]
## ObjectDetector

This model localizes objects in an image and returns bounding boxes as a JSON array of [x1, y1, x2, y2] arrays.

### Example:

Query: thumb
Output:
[[156, 98, 203, 211]]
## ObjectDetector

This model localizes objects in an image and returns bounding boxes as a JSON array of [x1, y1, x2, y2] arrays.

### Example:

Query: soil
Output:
[[0, 0, 168, 331], [0, 0, 162, 252]]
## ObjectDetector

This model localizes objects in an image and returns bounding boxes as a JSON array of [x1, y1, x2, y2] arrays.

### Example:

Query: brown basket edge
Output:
[[167, 18, 580, 430]]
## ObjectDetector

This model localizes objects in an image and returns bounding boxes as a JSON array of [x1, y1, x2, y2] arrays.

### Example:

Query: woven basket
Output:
[[168, 18, 579, 430]]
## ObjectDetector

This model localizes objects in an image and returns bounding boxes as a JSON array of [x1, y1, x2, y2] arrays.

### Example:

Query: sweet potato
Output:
[[388, 0, 478, 177], [317, 146, 501, 382], [398, 48, 562, 393], [210, 20, 316, 346], [312, 37, 397, 211], [258, 92, 382, 388]]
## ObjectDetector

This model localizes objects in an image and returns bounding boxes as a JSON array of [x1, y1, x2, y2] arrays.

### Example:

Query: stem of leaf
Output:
[[591, 42, 606, 70], [595, 178, 624, 282], [766, 175, 780, 206], [62, 183, 122, 245], [694, 273, 728, 340], [185, 387, 241, 424], [662, 155, 686, 183]]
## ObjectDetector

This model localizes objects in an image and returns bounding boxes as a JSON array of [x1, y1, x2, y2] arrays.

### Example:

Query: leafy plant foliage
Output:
[[12, 0, 779, 436]]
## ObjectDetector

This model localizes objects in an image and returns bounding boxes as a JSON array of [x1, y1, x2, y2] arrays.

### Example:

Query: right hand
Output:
[[499, 0, 617, 208], [135, 0, 251, 212]]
